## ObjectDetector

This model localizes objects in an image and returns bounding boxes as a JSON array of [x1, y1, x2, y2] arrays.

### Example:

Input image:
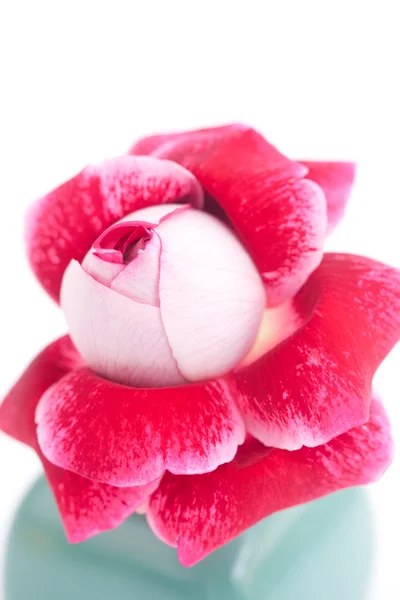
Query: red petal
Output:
[[0, 338, 159, 542], [0, 336, 80, 446], [301, 161, 356, 234], [26, 156, 203, 302], [232, 253, 400, 450], [147, 398, 393, 566], [36, 368, 245, 486], [40, 453, 160, 543], [130, 124, 327, 306], [130, 124, 239, 156]]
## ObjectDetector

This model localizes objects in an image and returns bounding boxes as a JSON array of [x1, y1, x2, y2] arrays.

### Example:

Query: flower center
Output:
[[93, 223, 153, 265]]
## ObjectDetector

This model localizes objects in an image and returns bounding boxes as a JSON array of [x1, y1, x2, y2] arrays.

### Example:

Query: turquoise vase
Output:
[[4, 477, 373, 599]]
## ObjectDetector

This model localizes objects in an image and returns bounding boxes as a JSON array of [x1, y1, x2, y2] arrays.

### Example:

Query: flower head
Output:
[[1, 124, 399, 566], [62, 204, 266, 387]]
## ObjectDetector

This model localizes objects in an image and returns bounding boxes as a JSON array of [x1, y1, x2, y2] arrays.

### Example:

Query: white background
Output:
[[0, 1, 399, 598]]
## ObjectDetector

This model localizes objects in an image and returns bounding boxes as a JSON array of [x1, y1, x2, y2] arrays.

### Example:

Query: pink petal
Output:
[[232, 253, 400, 450], [82, 252, 125, 286], [61, 260, 184, 387], [35, 368, 245, 487], [156, 208, 266, 381], [0, 337, 156, 543], [147, 397, 393, 566], [26, 156, 203, 303], [110, 230, 162, 305], [130, 124, 327, 306], [119, 202, 185, 224], [301, 161, 356, 234]]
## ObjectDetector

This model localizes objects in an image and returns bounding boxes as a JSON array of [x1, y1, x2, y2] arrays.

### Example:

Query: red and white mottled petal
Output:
[[130, 124, 327, 306], [26, 156, 203, 302], [0, 337, 158, 543], [156, 208, 266, 380], [41, 453, 160, 543], [0, 336, 81, 446], [147, 398, 393, 566], [61, 260, 184, 387], [301, 161, 356, 234], [35, 368, 245, 487], [233, 253, 400, 450], [130, 125, 242, 157]]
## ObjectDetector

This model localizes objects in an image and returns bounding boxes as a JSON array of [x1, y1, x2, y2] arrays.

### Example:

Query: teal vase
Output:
[[4, 477, 373, 599]]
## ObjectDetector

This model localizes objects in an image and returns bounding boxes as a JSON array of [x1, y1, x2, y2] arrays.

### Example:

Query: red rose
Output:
[[1, 124, 399, 566]]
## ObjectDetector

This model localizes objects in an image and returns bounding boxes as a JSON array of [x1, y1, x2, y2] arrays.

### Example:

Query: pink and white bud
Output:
[[61, 204, 266, 387]]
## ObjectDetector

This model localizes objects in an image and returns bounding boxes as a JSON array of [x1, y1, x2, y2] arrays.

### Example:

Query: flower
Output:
[[1, 124, 399, 566]]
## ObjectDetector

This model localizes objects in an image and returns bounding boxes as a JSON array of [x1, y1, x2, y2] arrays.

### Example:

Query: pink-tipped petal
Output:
[[61, 260, 184, 387], [155, 208, 266, 380], [35, 368, 245, 487], [130, 124, 327, 306], [233, 254, 400, 450], [0, 337, 157, 543], [26, 156, 203, 302], [301, 161, 356, 234], [147, 398, 393, 566]]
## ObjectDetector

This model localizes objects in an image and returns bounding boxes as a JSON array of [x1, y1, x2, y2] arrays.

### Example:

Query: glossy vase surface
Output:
[[4, 477, 373, 599]]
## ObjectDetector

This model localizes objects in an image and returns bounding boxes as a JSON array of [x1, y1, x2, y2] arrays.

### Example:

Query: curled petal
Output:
[[26, 156, 203, 302], [147, 398, 393, 566], [130, 124, 241, 157], [156, 208, 266, 381], [36, 368, 245, 487], [130, 124, 327, 306], [0, 337, 160, 542], [109, 231, 162, 305], [233, 253, 400, 450], [301, 161, 356, 234], [61, 260, 184, 387]]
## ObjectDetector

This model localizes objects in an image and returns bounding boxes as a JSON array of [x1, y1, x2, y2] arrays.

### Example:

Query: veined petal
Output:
[[130, 124, 327, 306], [147, 398, 393, 566], [26, 156, 203, 302], [35, 368, 245, 487], [233, 254, 400, 450]]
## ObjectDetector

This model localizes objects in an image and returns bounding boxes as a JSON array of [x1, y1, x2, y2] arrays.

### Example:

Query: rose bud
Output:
[[61, 204, 266, 387]]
